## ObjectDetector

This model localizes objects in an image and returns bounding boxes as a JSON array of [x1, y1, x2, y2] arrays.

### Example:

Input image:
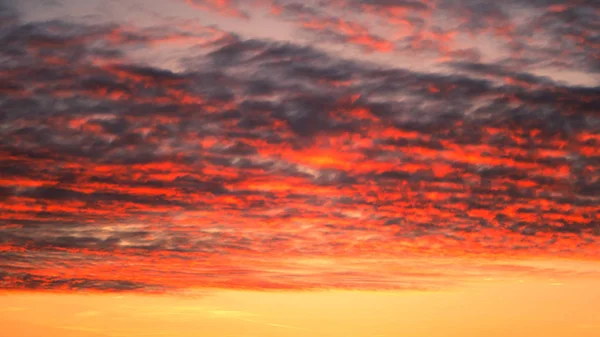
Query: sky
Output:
[[0, 0, 599, 336]]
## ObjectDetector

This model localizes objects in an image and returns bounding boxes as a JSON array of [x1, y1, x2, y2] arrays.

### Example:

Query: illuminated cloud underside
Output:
[[0, 0, 598, 293]]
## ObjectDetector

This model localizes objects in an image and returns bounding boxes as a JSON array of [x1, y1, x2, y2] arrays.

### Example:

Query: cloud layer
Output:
[[0, 0, 598, 293]]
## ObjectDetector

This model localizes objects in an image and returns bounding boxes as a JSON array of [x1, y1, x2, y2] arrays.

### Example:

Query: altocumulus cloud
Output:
[[0, 0, 599, 293]]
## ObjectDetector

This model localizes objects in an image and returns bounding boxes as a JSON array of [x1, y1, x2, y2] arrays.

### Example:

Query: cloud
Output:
[[271, 3, 395, 52], [0, 271, 163, 292], [184, 0, 249, 18], [0, 0, 598, 293]]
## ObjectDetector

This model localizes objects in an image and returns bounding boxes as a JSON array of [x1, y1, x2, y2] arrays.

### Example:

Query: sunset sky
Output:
[[0, 0, 599, 336]]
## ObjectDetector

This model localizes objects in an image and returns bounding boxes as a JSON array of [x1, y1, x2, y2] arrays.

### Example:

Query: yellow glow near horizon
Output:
[[3, 278, 600, 337]]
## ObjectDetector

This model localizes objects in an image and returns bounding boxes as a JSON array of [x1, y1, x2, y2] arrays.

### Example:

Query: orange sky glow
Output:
[[0, 0, 599, 336]]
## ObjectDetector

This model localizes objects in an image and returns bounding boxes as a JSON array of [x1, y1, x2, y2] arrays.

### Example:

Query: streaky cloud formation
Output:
[[0, 0, 598, 293]]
